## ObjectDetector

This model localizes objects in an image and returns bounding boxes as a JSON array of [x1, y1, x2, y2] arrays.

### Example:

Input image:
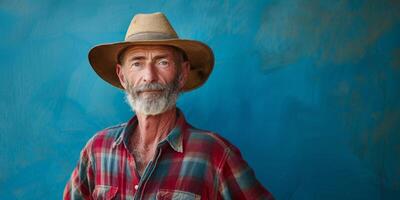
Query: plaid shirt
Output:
[[64, 110, 274, 200]]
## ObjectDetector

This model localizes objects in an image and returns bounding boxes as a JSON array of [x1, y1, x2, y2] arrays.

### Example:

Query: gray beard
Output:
[[124, 77, 180, 116]]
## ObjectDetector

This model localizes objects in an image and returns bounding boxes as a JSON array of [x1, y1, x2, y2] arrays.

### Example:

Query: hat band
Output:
[[125, 32, 178, 41]]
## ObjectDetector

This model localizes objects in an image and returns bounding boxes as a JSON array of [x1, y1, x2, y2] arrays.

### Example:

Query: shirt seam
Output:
[[214, 147, 231, 199]]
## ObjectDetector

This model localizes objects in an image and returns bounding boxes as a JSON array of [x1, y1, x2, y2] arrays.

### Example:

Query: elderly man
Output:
[[64, 12, 274, 200]]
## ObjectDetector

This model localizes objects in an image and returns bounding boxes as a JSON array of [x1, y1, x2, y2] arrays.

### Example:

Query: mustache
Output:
[[130, 82, 169, 94], [126, 74, 181, 98]]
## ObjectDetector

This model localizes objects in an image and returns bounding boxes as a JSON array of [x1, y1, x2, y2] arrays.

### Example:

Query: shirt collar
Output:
[[112, 108, 186, 153]]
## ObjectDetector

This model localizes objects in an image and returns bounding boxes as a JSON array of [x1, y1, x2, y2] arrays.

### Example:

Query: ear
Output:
[[178, 61, 190, 90], [116, 64, 128, 89]]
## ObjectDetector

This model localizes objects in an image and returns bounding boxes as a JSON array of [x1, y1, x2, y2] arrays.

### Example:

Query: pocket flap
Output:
[[92, 185, 118, 200], [157, 189, 200, 200]]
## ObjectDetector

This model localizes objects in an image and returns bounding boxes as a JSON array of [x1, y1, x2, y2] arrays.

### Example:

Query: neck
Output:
[[134, 107, 177, 147]]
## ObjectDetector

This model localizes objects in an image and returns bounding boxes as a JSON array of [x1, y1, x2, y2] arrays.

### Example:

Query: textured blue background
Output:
[[1, 0, 399, 199]]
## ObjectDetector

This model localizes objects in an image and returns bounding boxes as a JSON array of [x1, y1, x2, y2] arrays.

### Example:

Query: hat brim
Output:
[[88, 39, 214, 92]]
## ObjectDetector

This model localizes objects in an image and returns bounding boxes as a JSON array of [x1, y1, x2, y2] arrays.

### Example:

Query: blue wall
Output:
[[1, 0, 399, 199]]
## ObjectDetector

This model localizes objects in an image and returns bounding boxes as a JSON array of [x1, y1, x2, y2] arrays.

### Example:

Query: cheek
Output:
[[162, 67, 179, 82], [123, 71, 140, 85]]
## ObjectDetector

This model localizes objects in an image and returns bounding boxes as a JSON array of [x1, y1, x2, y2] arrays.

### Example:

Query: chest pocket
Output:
[[92, 185, 118, 200], [156, 189, 201, 200]]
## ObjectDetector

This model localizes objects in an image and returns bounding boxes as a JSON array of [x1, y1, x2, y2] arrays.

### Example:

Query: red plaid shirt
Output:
[[64, 110, 274, 199]]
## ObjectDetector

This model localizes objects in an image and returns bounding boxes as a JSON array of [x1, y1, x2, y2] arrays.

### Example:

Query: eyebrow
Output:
[[152, 54, 170, 60], [128, 56, 146, 62], [128, 54, 171, 62]]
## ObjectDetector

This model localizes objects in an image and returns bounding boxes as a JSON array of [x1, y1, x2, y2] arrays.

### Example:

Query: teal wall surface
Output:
[[1, 0, 399, 199]]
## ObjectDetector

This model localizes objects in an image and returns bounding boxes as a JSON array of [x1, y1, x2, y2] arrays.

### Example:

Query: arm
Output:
[[63, 145, 95, 200], [217, 146, 274, 200]]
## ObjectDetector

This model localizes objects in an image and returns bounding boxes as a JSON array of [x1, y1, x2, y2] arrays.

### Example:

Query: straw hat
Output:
[[88, 12, 214, 91]]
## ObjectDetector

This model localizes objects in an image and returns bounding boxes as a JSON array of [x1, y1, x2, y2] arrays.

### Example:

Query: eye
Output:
[[131, 61, 141, 68], [158, 59, 169, 67]]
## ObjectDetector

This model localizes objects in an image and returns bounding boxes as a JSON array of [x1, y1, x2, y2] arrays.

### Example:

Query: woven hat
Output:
[[88, 12, 214, 91]]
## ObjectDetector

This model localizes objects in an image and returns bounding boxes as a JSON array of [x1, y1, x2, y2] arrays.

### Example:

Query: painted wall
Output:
[[1, 0, 399, 199]]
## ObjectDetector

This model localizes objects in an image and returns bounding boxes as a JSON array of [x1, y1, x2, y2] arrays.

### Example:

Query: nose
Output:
[[142, 62, 157, 83]]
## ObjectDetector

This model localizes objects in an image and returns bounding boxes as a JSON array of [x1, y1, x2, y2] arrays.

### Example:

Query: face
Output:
[[116, 45, 190, 115]]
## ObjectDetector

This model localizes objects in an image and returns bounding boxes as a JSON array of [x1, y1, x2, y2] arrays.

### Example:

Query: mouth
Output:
[[138, 89, 163, 94]]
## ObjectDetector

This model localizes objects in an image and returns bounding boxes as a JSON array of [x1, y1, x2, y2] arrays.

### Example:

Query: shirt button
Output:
[[134, 185, 138, 190]]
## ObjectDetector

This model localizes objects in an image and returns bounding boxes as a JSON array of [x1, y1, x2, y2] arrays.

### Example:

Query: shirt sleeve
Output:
[[217, 146, 275, 200], [63, 143, 95, 200]]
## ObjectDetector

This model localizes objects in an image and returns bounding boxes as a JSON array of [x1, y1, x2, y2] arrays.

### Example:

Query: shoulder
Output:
[[186, 126, 235, 150], [184, 125, 242, 164], [83, 122, 127, 152]]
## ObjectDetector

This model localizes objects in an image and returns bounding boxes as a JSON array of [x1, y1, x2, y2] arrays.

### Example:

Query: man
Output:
[[64, 12, 274, 200]]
